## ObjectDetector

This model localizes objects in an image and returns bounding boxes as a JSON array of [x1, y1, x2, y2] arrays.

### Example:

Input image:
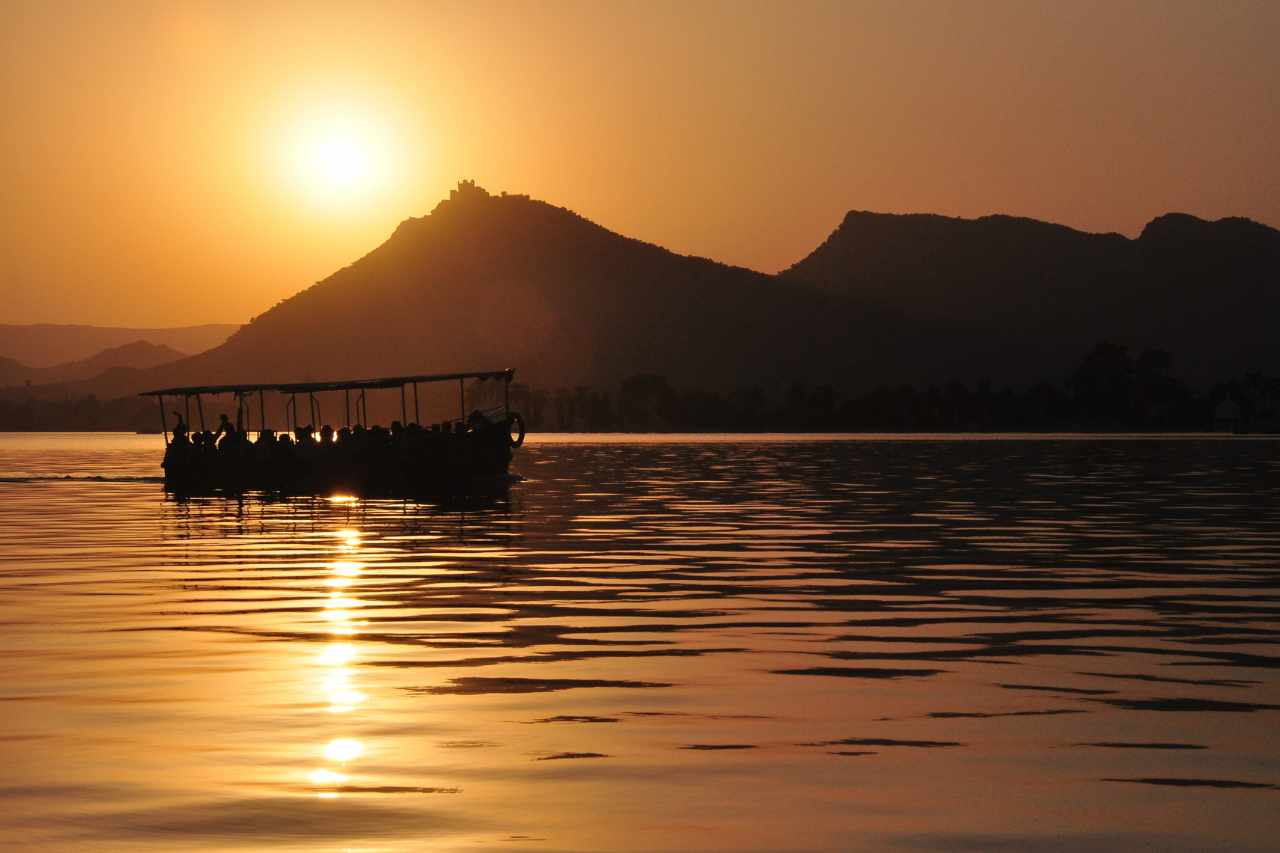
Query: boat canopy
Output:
[[138, 369, 514, 398]]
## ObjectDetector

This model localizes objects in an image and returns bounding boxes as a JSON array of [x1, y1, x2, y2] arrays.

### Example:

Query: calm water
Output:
[[1, 433, 1278, 851]]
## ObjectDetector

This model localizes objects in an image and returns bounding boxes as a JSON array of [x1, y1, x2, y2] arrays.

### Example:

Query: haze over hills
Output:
[[0, 324, 238, 367], [0, 341, 188, 388], [20, 182, 1280, 409]]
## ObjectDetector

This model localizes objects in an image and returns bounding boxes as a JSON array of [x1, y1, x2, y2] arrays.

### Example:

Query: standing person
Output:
[[214, 413, 238, 447]]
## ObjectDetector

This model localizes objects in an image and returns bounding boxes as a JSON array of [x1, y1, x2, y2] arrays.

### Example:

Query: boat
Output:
[[138, 369, 524, 495]]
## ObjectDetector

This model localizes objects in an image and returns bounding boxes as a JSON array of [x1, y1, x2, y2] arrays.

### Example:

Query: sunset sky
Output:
[[3, 0, 1277, 327]]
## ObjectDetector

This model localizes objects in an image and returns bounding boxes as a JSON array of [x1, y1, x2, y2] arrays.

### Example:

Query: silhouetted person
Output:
[[214, 413, 237, 446], [162, 414, 192, 476]]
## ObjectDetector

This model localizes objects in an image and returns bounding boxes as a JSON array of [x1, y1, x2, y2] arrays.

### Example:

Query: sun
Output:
[[283, 112, 393, 206], [307, 134, 370, 190]]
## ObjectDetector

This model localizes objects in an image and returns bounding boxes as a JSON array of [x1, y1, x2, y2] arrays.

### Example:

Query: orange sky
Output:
[[2, 0, 1277, 327]]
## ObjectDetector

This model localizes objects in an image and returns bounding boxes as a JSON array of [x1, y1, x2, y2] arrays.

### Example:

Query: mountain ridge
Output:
[[123, 183, 877, 398], [781, 205, 1278, 387], [17, 183, 1280, 402]]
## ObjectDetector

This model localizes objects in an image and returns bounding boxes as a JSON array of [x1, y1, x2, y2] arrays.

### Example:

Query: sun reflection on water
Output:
[[308, 767, 348, 786], [317, 642, 357, 666], [323, 737, 364, 763], [309, 527, 370, 797], [322, 670, 366, 713]]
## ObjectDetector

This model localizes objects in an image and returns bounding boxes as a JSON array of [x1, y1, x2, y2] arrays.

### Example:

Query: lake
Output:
[[1, 432, 1278, 851]]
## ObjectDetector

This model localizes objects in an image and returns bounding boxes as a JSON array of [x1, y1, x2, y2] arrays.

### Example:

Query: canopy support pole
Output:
[[196, 394, 205, 432], [504, 375, 510, 418], [158, 395, 169, 446], [413, 383, 420, 423], [458, 378, 465, 423], [344, 390, 350, 427], [259, 390, 266, 437]]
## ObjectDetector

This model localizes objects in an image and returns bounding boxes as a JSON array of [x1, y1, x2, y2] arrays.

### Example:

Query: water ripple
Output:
[[0, 434, 1278, 851]]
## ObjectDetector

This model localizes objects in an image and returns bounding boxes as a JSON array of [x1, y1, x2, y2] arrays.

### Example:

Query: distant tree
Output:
[[1132, 348, 1190, 426], [728, 386, 768, 430], [1135, 348, 1172, 376], [552, 388, 575, 431], [808, 385, 836, 428], [1071, 341, 1134, 423], [619, 374, 675, 431]]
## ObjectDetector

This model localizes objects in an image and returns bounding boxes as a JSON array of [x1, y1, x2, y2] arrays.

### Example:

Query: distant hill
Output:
[[48, 340, 187, 382], [783, 210, 1280, 387], [0, 357, 32, 388], [0, 340, 187, 387], [0, 323, 237, 367], [23, 183, 1280, 408]]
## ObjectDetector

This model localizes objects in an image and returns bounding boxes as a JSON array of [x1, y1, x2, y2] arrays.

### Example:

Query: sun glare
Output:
[[309, 136, 369, 188], [282, 111, 395, 206]]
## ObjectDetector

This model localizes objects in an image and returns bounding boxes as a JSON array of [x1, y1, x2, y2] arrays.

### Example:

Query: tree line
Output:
[[1, 342, 1277, 433], [508, 342, 1279, 433]]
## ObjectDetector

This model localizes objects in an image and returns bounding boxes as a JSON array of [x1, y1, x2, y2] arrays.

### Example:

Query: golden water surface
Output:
[[0, 433, 1278, 851]]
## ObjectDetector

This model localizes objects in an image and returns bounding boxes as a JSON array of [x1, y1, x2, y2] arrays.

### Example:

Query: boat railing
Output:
[[139, 369, 514, 446]]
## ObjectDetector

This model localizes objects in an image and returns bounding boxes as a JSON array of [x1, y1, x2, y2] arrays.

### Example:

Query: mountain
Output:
[[783, 210, 1280, 386], [0, 340, 187, 387], [29, 184, 1280, 409], [78, 182, 896, 402], [0, 323, 238, 367]]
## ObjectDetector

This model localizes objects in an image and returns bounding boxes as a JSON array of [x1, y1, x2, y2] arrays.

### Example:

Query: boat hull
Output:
[[161, 423, 515, 497]]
